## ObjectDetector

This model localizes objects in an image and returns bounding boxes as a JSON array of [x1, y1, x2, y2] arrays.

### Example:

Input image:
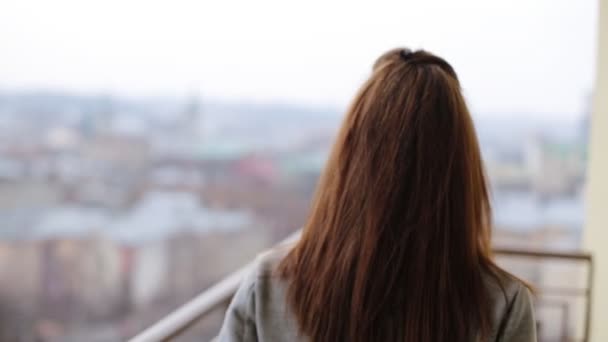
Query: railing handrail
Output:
[[128, 231, 301, 342], [128, 261, 253, 342], [129, 230, 593, 342], [493, 247, 592, 261]]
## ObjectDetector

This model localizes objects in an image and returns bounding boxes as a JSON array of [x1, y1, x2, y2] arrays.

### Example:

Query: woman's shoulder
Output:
[[483, 268, 531, 305], [245, 243, 293, 285], [237, 243, 293, 299], [218, 244, 302, 341], [484, 268, 537, 340], [231, 244, 302, 340], [254, 243, 293, 276]]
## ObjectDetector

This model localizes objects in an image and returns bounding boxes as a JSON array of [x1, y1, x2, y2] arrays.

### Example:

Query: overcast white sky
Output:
[[0, 0, 598, 118]]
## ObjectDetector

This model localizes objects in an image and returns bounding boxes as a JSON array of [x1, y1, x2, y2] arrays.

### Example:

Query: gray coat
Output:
[[218, 247, 537, 341]]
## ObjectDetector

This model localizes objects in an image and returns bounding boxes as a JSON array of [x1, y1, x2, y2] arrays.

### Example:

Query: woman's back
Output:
[[218, 48, 537, 341], [219, 247, 536, 342]]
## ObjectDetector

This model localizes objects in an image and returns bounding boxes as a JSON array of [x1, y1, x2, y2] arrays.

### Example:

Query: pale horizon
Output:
[[0, 0, 598, 119]]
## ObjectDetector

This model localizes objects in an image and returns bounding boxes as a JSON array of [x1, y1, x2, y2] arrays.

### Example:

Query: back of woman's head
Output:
[[279, 48, 502, 342]]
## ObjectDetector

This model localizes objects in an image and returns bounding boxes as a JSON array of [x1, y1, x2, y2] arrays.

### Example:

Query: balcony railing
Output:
[[129, 231, 593, 342], [493, 248, 594, 341], [128, 231, 301, 342]]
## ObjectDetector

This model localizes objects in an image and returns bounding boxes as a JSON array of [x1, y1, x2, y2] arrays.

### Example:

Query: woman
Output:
[[218, 48, 536, 342]]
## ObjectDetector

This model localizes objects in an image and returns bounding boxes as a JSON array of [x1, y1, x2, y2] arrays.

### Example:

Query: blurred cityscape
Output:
[[0, 90, 590, 341]]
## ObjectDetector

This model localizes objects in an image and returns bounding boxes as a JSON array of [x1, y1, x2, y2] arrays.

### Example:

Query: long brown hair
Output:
[[278, 48, 510, 341]]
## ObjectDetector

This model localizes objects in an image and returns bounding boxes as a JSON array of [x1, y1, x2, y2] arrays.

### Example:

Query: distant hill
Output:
[[0, 90, 584, 145]]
